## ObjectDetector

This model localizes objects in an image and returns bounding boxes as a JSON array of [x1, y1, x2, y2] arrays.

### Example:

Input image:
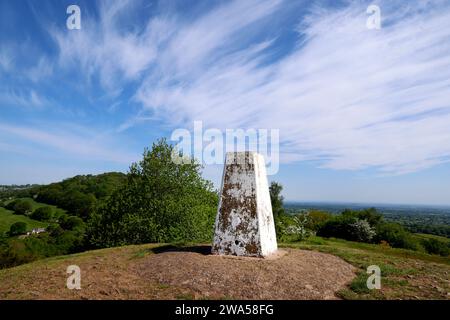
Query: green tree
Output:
[[375, 223, 418, 250], [317, 215, 376, 243], [35, 172, 126, 219], [61, 191, 96, 219], [47, 224, 64, 237], [269, 182, 285, 218], [421, 238, 450, 256], [5, 199, 20, 211], [269, 181, 287, 239], [87, 138, 218, 248], [9, 222, 27, 236], [342, 208, 382, 227], [348, 219, 376, 242], [59, 215, 84, 231], [31, 206, 53, 221], [306, 210, 332, 231], [12, 200, 33, 215]]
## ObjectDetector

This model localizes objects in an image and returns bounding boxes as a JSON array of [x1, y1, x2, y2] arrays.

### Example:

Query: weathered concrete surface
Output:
[[212, 152, 278, 257]]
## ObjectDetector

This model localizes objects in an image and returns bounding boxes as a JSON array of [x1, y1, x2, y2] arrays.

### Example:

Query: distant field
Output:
[[412, 233, 450, 243], [285, 202, 450, 215], [0, 198, 66, 235], [285, 202, 450, 238], [4, 197, 66, 216], [0, 207, 48, 235]]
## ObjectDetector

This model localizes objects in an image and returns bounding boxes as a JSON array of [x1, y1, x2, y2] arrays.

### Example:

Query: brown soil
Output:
[[0, 245, 356, 300]]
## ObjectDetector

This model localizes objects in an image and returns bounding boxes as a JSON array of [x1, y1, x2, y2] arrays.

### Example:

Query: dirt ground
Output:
[[0, 245, 356, 300]]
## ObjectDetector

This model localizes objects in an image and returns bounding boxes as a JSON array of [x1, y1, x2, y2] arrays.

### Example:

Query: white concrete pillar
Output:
[[212, 152, 278, 257]]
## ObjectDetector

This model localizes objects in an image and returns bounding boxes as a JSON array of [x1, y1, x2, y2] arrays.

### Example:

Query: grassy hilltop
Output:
[[0, 237, 448, 300], [286, 236, 449, 299]]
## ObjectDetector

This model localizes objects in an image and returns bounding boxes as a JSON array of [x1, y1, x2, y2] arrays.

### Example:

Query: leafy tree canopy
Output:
[[33, 172, 126, 220], [31, 206, 53, 221], [269, 182, 285, 218], [11, 200, 33, 215], [87, 138, 218, 248], [9, 222, 27, 236]]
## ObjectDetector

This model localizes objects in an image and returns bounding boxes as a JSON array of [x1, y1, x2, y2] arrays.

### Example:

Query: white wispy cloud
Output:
[[27, 57, 54, 83], [48, 0, 450, 175], [0, 49, 13, 72], [0, 89, 50, 109], [0, 123, 136, 164], [137, 0, 450, 174], [49, 0, 165, 93]]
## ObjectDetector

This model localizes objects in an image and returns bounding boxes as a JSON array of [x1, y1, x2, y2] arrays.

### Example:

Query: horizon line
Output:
[[284, 200, 450, 208]]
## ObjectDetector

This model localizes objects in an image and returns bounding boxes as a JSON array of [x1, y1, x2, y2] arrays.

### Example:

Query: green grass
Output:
[[412, 233, 450, 243], [0, 239, 448, 300], [0, 207, 48, 235], [0, 198, 66, 236], [5, 198, 66, 216], [281, 236, 450, 300]]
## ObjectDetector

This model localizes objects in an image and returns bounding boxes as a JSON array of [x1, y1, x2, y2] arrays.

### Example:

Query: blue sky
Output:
[[1, 0, 450, 205]]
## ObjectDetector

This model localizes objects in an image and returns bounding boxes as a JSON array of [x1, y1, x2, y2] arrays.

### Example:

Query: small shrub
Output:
[[12, 200, 33, 215], [317, 217, 348, 239], [284, 214, 313, 241], [47, 224, 64, 237], [375, 223, 418, 251], [342, 208, 382, 228], [59, 215, 85, 231], [9, 222, 27, 236], [317, 216, 376, 243], [275, 213, 314, 242], [31, 206, 53, 221], [305, 210, 332, 231], [421, 238, 450, 256], [5, 200, 19, 211], [348, 219, 376, 242]]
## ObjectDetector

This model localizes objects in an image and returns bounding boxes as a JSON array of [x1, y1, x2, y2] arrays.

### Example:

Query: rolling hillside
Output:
[[0, 207, 48, 235], [0, 198, 67, 235]]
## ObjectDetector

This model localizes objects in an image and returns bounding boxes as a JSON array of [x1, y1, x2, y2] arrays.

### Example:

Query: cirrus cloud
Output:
[[49, 0, 450, 175]]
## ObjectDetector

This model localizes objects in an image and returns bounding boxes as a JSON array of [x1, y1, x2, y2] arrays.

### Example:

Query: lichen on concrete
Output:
[[212, 152, 278, 257]]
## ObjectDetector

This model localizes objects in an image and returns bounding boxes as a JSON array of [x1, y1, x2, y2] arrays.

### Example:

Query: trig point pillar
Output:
[[212, 152, 278, 257]]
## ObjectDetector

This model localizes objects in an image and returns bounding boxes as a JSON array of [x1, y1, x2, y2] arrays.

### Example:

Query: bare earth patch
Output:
[[0, 245, 356, 300]]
